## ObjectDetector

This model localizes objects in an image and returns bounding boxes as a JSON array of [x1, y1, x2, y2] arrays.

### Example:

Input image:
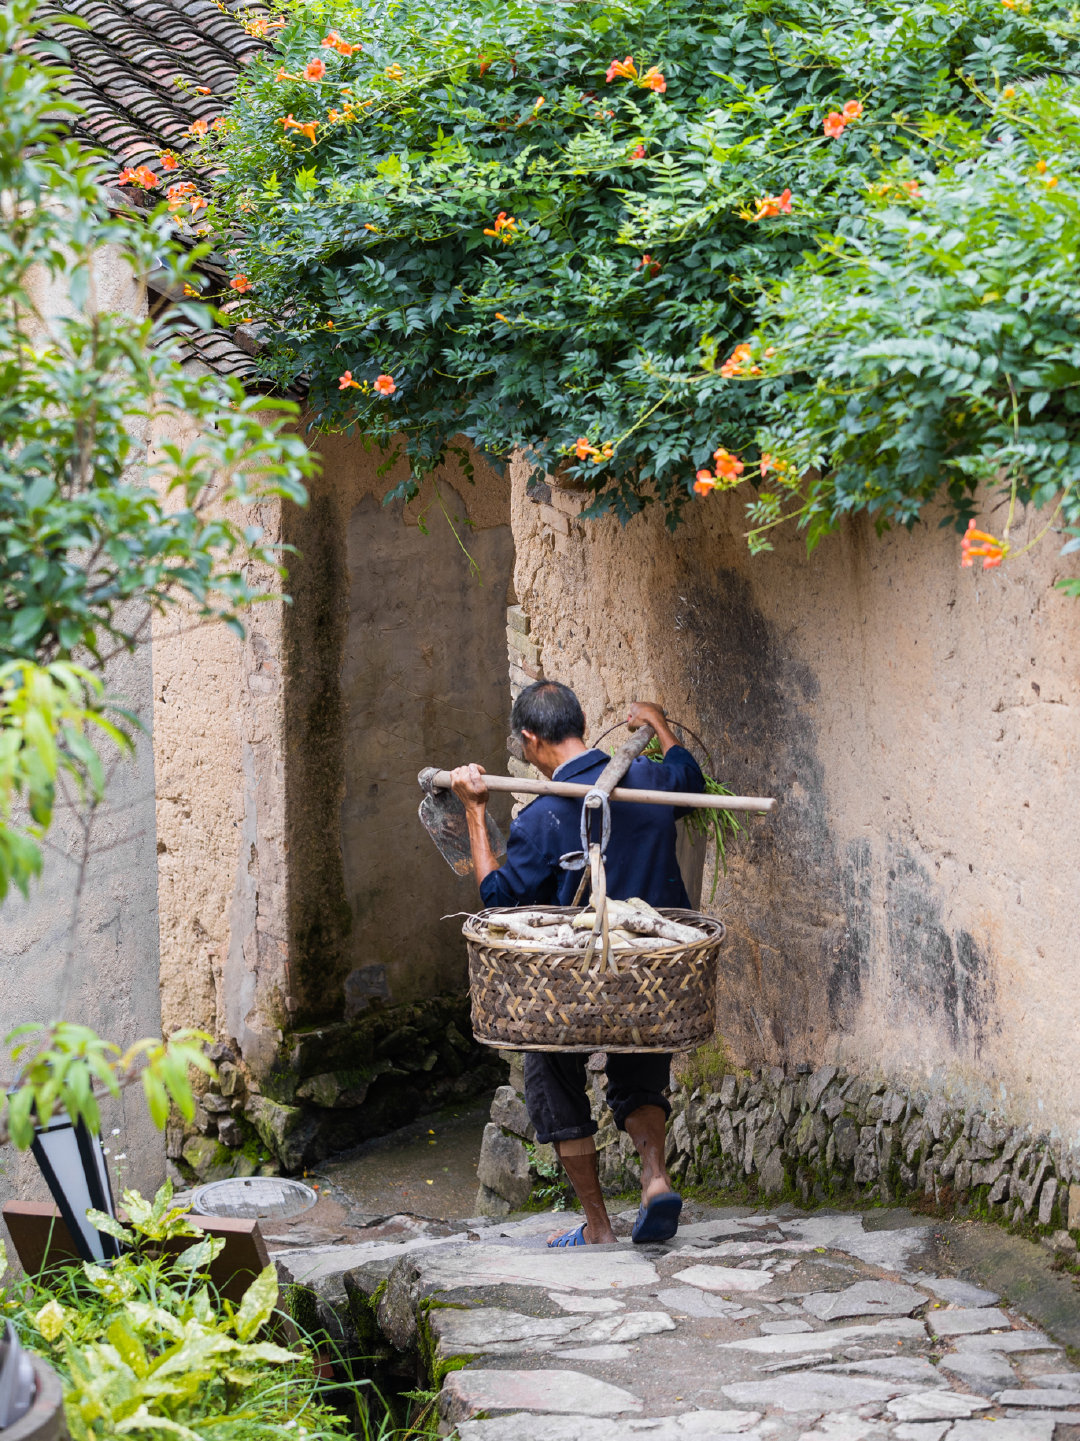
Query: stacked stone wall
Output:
[[171, 992, 504, 1182], [476, 1056, 1080, 1243]]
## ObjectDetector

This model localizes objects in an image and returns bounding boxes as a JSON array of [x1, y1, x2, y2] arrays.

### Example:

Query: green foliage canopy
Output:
[[210, 0, 1078, 586]]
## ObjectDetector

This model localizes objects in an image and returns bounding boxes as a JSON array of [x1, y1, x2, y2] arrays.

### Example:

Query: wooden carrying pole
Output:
[[426, 770, 776, 813]]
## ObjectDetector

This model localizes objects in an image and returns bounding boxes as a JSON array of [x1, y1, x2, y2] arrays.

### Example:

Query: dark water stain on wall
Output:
[[676, 566, 995, 1068], [283, 486, 354, 1028], [885, 847, 996, 1055], [831, 837, 873, 1019], [678, 567, 843, 1065], [281, 482, 514, 1030]]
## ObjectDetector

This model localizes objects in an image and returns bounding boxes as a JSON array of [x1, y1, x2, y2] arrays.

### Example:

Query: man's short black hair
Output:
[[511, 681, 586, 744]]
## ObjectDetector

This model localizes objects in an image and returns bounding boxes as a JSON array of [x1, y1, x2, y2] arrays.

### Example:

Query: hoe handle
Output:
[[424, 770, 776, 813]]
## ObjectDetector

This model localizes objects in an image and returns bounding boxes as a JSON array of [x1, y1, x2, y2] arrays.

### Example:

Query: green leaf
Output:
[[234, 1263, 278, 1341], [86, 1209, 135, 1245], [171, 1235, 225, 1272]]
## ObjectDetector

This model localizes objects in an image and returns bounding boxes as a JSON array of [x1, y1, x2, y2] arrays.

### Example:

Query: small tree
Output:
[[208, 0, 1078, 586], [0, 1, 317, 901]]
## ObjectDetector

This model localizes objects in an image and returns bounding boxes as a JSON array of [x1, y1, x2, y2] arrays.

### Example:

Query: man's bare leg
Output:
[[624, 1104, 677, 1208], [547, 1138, 617, 1244]]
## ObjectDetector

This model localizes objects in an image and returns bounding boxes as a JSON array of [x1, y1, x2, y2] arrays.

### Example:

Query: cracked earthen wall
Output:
[[153, 437, 513, 1076], [509, 460, 1080, 1158]]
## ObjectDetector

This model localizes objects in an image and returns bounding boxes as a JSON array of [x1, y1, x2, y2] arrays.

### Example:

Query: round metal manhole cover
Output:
[[190, 1176, 318, 1220]]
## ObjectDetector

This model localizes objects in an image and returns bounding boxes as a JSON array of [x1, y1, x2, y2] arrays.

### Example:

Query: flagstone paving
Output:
[[273, 1202, 1080, 1439]]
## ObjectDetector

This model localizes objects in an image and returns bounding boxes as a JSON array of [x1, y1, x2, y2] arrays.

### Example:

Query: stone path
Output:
[[272, 1203, 1080, 1440]]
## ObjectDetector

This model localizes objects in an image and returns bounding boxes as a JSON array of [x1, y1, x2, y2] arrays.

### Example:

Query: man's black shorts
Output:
[[523, 1050, 672, 1144]]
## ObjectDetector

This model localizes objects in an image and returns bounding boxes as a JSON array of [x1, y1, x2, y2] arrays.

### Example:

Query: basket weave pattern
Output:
[[464, 906, 726, 1053]]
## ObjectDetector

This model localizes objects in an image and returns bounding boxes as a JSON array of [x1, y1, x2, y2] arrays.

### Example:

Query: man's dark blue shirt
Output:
[[479, 745, 705, 910]]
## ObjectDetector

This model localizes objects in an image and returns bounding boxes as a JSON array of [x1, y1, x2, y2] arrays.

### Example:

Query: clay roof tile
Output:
[[40, 0, 284, 382]]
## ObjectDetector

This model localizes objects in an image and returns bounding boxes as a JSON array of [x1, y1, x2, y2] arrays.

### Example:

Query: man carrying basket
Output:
[[451, 680, 705, 1248]]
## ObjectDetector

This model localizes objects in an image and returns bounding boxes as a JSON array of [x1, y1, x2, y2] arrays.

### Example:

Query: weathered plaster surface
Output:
[[0, 644, 164, 1208], [282, 440, 513, 1026], [154, 432, 513, 1081], [510, 462, 1080, 1154], [0, 244, 163, 1210], [150, 389, 289, 1080]]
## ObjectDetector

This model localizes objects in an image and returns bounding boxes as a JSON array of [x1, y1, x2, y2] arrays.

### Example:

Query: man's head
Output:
[[511, 681, 587, 776]]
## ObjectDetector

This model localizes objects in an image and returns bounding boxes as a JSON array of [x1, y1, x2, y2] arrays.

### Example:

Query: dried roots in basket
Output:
[[480, 897, 707, 951]]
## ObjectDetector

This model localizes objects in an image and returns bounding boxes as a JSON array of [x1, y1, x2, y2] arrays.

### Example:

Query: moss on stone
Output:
[[414, 1298, 479, 1388], [282, 1284, 320, 1338]]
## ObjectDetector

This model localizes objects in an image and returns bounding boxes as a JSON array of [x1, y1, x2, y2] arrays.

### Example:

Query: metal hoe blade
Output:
[[418, 767, 507, 876]]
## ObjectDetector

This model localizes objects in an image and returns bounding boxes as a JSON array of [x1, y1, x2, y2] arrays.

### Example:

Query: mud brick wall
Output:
[[508, 453, 1080, 1157]]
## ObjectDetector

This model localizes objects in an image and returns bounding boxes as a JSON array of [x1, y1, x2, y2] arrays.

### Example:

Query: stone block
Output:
[[939, 1349, 1016, 1394], [506, 603, 530, 635], [854, 1131, 879, 1184], [954, 1330, 1060, 1353], [507, 627, 542, 668], [919, 1276, 999, 1307], [971, 1158, 1004, 1188], [882, 1090, 906, 1123], [296, 1070, 371, 1108], [822, 1089, 845, 1120], [509, 658, 542, 686], [670, 1264, 774, 1293], [216, 1115, 243, 1148], [217, 1061, 243, 1097], [1017, 1153, 1051, 1215], [490, 1085, 534, 1139], [887, 1392, 990, 1422], [923, 1095, 948, 1140], [805, 1065, 838, 1109], [926, 1306, 1012, 1337], [536, 504, 570, 536], [759, 1145, 786, 1196], [950, 1423, 1054, 1441], [245, 1094, 316, 1172], [802, 1280, 927, 1321], [473, 1183, 512, 1218], [476, 1121, 533, 1208], [995, 1388, 1080, 1408], [181, 1134, 219, 1177], [721, 1318, 925, 1356], [440, 1369, 643, 1424], [833, 1116, 859, 1164], [722, 1373, 907, 1412], [1068, 1181, 1080, 1233], [1038, 1175, 1058, 1226]]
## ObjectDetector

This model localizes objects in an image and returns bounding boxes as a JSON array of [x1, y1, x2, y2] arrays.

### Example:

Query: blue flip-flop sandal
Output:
[[547, 1221, 588, 1248], [631, 1191, 682, 1244]]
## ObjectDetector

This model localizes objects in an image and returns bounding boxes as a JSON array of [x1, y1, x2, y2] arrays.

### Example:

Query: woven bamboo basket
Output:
[[463, 905, 725, 1053]]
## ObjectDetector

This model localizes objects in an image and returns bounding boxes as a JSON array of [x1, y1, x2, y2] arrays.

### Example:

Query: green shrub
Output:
[[1, 1183, 355, 1441], [0, 1, 316, 900], [207, 0, 1080, 587]]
